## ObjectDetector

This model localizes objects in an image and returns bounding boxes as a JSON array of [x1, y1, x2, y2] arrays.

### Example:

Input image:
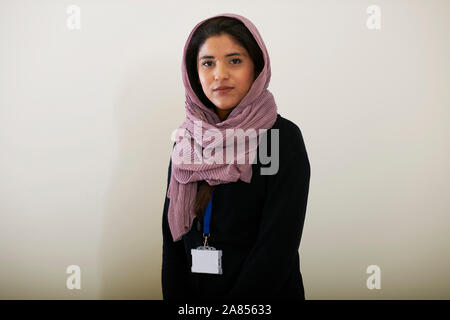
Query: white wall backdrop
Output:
[[0, 0, 449, 299]]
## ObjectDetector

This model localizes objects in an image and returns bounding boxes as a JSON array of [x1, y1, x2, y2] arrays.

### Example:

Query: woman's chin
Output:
[[213, 102, 236, 111]]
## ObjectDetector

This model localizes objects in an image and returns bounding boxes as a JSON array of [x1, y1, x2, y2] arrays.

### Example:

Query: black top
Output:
[[161, 113, 311, 301]]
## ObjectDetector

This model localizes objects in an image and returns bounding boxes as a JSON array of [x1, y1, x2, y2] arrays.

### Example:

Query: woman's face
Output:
[[197, 33, 255, 120]]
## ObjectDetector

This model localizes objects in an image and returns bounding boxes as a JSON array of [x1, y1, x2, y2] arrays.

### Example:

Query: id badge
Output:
[[191, 246, 223, 275]]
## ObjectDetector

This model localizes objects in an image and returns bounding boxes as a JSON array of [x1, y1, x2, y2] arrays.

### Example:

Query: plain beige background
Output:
[[0, 0, 449, 299]]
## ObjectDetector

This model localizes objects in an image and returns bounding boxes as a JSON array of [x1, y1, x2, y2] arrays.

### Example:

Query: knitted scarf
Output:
[[167, 13, 278, 242]]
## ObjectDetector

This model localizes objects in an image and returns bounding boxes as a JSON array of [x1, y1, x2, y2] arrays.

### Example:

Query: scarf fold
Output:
[[167, 13, 278, 242]]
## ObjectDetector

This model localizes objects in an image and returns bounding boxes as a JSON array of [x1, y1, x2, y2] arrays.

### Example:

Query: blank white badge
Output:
[[191, 247, 223, 275]]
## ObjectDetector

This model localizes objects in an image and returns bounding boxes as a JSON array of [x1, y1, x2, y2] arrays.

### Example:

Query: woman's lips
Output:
[[214, 87, 233, 94]]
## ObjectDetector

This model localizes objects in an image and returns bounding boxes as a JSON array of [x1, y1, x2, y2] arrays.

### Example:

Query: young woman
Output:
[[161, 13, 311, 301]]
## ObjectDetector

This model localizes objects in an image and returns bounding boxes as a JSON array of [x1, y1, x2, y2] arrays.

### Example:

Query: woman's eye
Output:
[[202, 59, 241, 67]]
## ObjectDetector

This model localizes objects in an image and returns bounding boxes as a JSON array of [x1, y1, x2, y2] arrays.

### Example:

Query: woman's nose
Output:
[[214, 62, 229, 80]]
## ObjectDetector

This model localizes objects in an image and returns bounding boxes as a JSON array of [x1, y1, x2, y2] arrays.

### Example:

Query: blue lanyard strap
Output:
[[203, 192, 213, 235]]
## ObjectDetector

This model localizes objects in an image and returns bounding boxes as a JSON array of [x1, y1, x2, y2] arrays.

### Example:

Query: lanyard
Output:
[[202, 191, 213, 248]]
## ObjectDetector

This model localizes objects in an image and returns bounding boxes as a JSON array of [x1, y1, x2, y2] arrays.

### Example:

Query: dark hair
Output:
[[186, 17, 265, 220], [194, 181, 214, 221], [185, 16, 265, 111]]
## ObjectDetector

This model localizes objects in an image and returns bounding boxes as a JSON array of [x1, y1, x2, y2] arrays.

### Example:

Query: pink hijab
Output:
[[167, 13, 278, 242]]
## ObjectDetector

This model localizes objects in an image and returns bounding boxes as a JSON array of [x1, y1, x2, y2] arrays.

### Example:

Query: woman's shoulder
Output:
[[271, 113, 306, 147]]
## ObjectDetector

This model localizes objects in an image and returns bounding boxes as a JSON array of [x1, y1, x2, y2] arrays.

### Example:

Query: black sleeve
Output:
[[223, 124, 311, 301], [161, 145, 191, 300]]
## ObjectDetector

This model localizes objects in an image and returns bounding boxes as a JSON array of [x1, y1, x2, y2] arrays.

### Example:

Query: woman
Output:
[[161, 13, 311, 301]]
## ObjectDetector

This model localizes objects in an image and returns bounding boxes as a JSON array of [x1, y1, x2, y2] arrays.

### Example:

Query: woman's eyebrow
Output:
[[199, 52, 245, 60]]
